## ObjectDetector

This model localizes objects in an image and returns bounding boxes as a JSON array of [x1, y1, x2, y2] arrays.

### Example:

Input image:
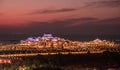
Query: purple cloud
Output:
[[28, 8, 78, 15], [84, 0, 120, 8]]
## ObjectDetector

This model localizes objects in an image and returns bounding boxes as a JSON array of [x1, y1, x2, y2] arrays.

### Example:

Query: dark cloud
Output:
[[84, 0, 120, 8], [0, 17, 119, 35], [0, 17, 120, 40], [24, 17, 98, 33], [68, 17, 120, 34], [28, 8, 78, 15], [0, 17, 98, 34], [21, 17, 120, 35]]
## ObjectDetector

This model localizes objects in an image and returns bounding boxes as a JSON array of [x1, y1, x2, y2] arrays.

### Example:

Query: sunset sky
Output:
[[0, 0, 120, 40]]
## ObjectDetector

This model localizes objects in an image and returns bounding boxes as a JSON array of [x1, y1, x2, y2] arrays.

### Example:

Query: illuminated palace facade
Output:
[[20, 34, 118, 49], [0, 34, 119, 51]]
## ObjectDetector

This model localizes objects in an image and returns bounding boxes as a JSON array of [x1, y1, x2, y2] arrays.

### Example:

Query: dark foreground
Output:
[[0, 52, 120, 70]]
